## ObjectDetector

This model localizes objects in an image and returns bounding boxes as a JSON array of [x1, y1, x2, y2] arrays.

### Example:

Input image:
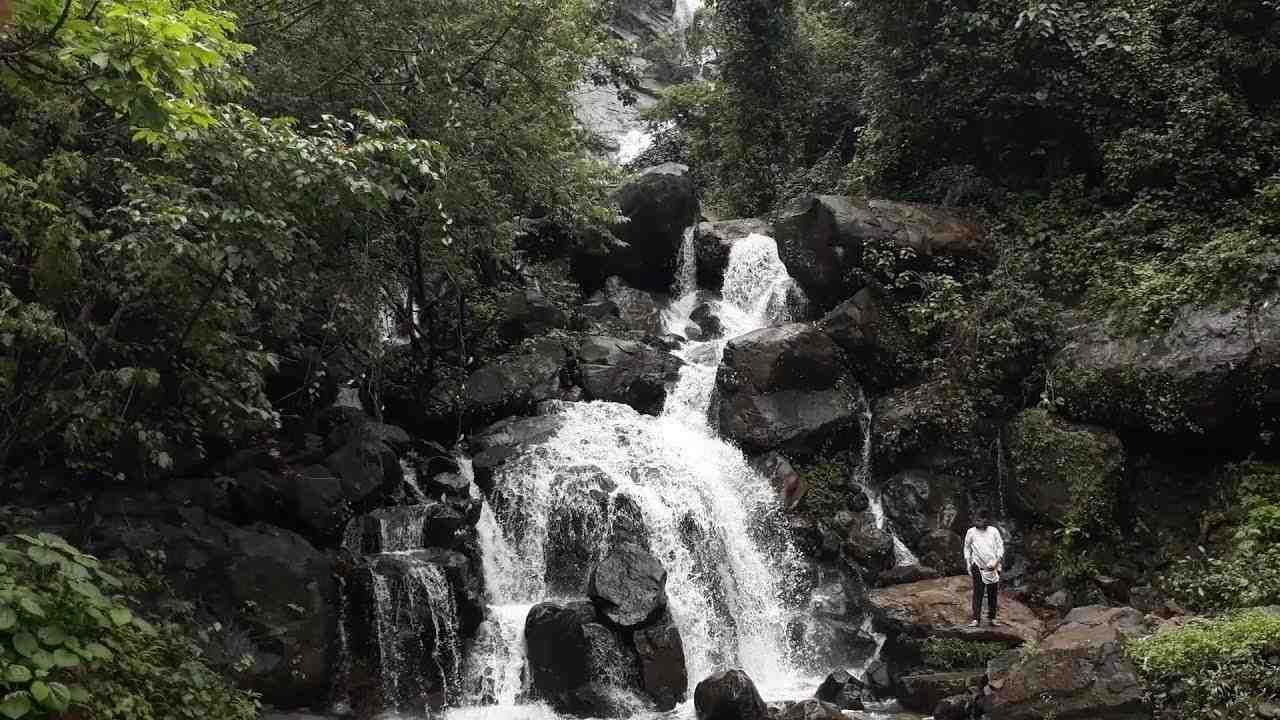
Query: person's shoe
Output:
[[967, 620, 980, 628], [988, 619, 1001, 627]]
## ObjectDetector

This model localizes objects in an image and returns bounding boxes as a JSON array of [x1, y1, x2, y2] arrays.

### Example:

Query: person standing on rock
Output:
[[964, 508, 1004, 627]]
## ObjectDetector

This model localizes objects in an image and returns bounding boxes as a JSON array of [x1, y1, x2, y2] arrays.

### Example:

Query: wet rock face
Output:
[[1051, 296, 1280, 437], [774, 194, 986, 312], [589, 541, 670, 629], [499, 287, 568, 343], [695, 218, 775, 291], [819, 287, 922, 390], [525, 601, 644, 718], [715, 323, 859, 456], [694, 669, 770, 720], [815, 669, 865, 710], [468, 414, 565, 493], [574, 163, 699, 293], [842, 512, 894, 573], [633, 611, 689, 711], [576, 336, 684, 415], [985, 639, 1149, 720], [881, 469, 968, 548], [896, 671, 987, 714], [462, 342, 569, 428], [583, 276, 667, 336]]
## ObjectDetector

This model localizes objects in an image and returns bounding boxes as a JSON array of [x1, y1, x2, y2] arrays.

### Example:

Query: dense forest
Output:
[[1, 1, 1278, 719]]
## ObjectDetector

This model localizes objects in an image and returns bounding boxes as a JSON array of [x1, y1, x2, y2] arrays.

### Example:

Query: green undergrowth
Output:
[[917, 638, 1008, 672], [0, 533, 257, 720], [1129, 610, 1280, 719]]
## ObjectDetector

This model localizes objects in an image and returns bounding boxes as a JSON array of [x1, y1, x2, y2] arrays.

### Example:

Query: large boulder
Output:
[[524, 601, 644, 717], [574, 163, 699, 292], [633, 611, 689, 711], [589, 541, 669, 629], [881, 469, 968, 548], [814, 669, 865, 710], [819, 288, 922, 389], [750, 451, 807, 511], [919, 529, 967, 576], [583, 276, 667, 336], [985, 605, 1153, 720], [1051, 298, 1280, 437], [1005, 408, 1125, 524], [468, 414, 565, 493], [695, 218, 774, 292], [498, 287, 567, 343], [774, 195, 986, 311], [462, 342, 568, 427], [866, 576, 1044, 663], [694, 669, 769, 720], [715, 323, 858, 455], [896, 671, 986, 714], [576, 336, 684, 414], [842, 512, 894, 572], [89, 509, 335, 707]]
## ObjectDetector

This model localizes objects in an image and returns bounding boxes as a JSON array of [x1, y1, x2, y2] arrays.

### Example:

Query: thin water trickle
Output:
[[851, 386, 919, 567]]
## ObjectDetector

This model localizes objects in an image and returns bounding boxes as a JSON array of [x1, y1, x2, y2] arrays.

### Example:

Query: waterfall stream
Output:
[[445, 233, 819, 719]]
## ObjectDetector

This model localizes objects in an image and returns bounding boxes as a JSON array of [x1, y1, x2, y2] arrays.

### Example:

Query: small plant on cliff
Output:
[[919, 638, 1008, 671], [0, 533, 256, 720], [1129, 610, 1280, 719]]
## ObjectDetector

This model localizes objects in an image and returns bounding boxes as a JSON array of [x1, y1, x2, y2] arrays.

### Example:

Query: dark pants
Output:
[[970, 564, 998, 620]]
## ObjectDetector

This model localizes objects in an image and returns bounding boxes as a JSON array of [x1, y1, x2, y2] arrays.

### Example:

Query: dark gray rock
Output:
[[750, 451, 807, 512], [776, 698, 846, 720], [882, 469, 968, 548], [690, 303, 724, 340], [1051, 297, 1280, 436], [694, 669, 769, 720], [469, 414, 565, 493], [324, 435, 403, 505], [589, 541, 669, 629], [574, 163, 699, 292], [920, 529, 966, 576], [934, 693, 974, 720], [524, 601, 644, 717], [545, 465, 616, 595], [462, 343, 568, 427], [842, 512, 894, 572], [774, 194, 986, 311], [716, 323, 858, 456], [815, 669, 865, 710], [584, 276, 667, 335], [878, 564, 941, 586], [576, 336, 684, 415], [896, 671, 986, 714], [820, 287, 922, 389], [499, 287, 568, 343], [633, 611, 689, 710]]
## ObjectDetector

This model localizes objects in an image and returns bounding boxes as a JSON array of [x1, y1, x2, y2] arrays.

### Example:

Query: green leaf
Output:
[[90, 51, 110, 68], [24, 684, 44, 706], [85, 642, 113, 661], [43, 683, 70, 712], [16, 598, 43, 619], [108, 607, 132, 626], [0, 692, 30, 720], [51, 649, 79, 669], [24, 547, 60, 567], [12, 632, 37, 658], [2, 665, 30, 684], [0, 608, 15, 631], [27, 651, 54, 672], [36, 626, 65, 647]]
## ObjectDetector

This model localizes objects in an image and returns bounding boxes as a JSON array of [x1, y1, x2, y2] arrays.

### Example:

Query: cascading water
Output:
[[851, 386, 918, 567], [448, 232, 813, 719], [339, 507, 464, 716]]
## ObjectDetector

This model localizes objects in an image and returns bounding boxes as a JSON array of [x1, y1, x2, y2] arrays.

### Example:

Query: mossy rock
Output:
[[1005, 407, 1124, 527]]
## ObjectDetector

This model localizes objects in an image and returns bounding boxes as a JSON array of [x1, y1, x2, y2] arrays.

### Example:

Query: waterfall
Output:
[[338, 506, 464, 716], [851, 386, 919, 567], [449, 233, 812, 718]]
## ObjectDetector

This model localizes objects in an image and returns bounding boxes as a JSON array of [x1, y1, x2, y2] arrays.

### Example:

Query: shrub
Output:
[[1129, 610, 1280, 719], [0, 533, 256, 720], [919, 638, 1008, 672]]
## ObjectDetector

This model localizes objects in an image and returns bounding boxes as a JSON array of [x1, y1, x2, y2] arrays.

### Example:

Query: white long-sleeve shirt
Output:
[[964, 526, 1005, 584]]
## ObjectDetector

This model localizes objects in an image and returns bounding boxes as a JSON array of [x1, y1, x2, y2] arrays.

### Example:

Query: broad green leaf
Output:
[[51, 649, 79, 669], [36, 626, 66, 647], [27, 651, 54, 672], [2, 665, 30, 684], [0, 692, 30, 720], [43, 683, 70, 712], [0, 608, 15, 631], [24, 547, 59, 567], [12, 632, 37, 658], [108, 607, 133, 626], [24, 684, 45, 706], [85, 642, 113, 661], [16, 598, 43, 619]]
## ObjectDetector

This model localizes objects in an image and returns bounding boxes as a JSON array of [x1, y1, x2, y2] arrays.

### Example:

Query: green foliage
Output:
[[0, 533, 256, 720], [2, 0, 252, 141], [1129, 609, 1280, 719], [797, 459, 848, 523], [1163, 463, 1280, 610], [918, 638, 1008, 672]]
